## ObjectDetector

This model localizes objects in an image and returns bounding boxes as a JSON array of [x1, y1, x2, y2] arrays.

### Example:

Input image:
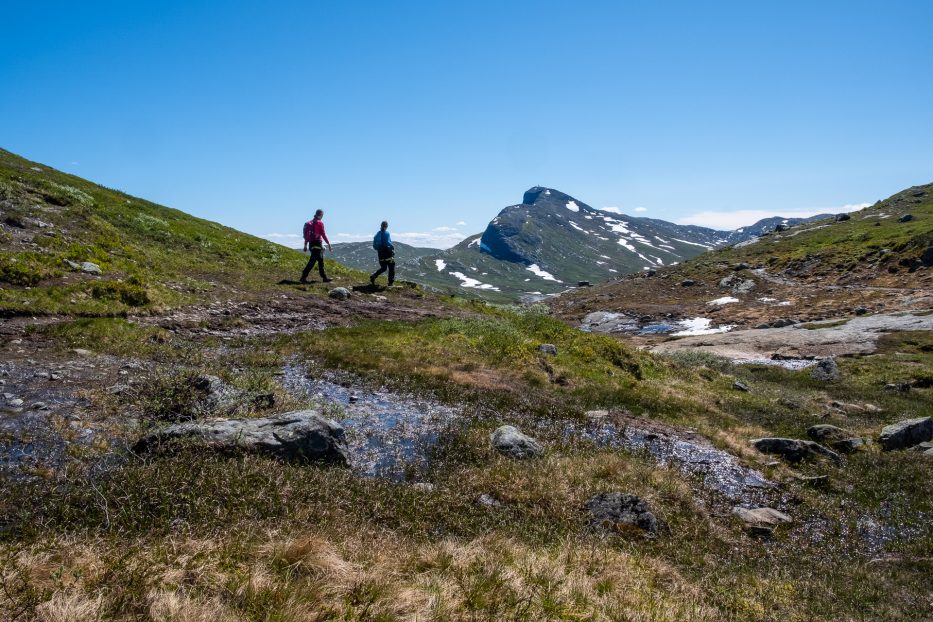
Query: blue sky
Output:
[[2, 1, 932, 247]]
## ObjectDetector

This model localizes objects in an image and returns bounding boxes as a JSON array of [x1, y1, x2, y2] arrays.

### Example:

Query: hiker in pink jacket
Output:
[[300, 209, 333, 283]]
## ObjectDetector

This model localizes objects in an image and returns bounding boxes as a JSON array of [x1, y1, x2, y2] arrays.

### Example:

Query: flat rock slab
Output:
[[752, 437, 841, 463], [134, 410, 350, 465], [651, 313, 933, 361], [879, 417, 933, 451], [732, 506, 792, 526]]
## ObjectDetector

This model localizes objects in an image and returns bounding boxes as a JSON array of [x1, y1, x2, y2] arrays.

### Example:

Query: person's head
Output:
[[314, 209, 324, 219], [380, 220, 388, 230]]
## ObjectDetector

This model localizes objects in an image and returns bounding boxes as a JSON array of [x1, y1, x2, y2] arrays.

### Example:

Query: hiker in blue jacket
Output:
[[370, 221, 395, 286]]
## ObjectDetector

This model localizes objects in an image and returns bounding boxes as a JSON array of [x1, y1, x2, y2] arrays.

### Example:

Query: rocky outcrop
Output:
[[134, 410, 350, 465], [538, 344, 557, 355], [584, 492, 659, 536], [490, 425, 544, 459], [879, 417, 933, 451], [751, 437, 841, 463]]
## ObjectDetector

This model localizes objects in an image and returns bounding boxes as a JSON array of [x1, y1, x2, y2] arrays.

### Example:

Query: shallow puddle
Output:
[[282, 365, 463, 479], [562, 417, 774, 502]]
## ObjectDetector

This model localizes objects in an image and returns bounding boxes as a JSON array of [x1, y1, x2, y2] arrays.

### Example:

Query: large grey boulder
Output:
[[751, 437, 841, 463], [584, 492, 659, 536], [538, 344, 558, 355], [879, 417, 933, 451], [134, 410, 350, 465], [810, 358, 840, 381], [490, 425, 544, 459]]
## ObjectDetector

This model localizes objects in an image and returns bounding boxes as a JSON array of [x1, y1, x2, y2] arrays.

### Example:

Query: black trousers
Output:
[[371, 259, 395, 284], [301, 245, 327, 281]]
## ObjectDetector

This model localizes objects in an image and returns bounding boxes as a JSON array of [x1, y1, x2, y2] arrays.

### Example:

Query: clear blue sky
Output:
[[2, 1, 932, 246]]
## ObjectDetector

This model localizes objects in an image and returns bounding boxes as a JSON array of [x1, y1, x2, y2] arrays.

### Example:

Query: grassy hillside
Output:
[[0, 149, 362, 316]]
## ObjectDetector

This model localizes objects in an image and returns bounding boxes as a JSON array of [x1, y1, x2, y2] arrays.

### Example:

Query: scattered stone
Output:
[[7, 398, 24, 408], [854, 306, 868, 316], [831, 437, 867, 453], [72, 348, 93, 357], [585, 409, 609, 420], [577, 281, 591, 287], [65, 259, 102, 274], [328, 287, 351, 300], [771, 318, 797, 328], [538, 344, 558, 356], [348, 394, 359, 404], [490, 425, 544, 459], [477, 493, 501, 507], [584, 492, 659, 536], [835, 213, 851, 222], [133, 410, 350, 465], [751, 437, 841, 463], [910, 442, 933, 453], [30, 401, 49, 411], [680, 279, 696, 287], [732, 381, 750, 392], [733, 263, 751, 271], [807, 424, 853, 443], [879, 417, 933, 451], [883, 382, 911, 394], [411, 482, 435, 493], [732, 506, 792, 535], [898, 214, 913, 223], [810, 357, 840, 381]]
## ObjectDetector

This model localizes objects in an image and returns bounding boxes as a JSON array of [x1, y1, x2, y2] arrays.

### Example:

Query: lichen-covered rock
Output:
[[584, 492, 659, 536], [328, 287, 351, 300], [133, 410, 350, 465], [879, 417, 933, 451], [490, 425, 544, 459], [538, 344, 558, 355]]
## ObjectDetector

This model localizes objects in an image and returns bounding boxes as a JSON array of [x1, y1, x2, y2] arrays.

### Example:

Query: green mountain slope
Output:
[[329, 240, 436, 273], [0, 149, 360, 316]]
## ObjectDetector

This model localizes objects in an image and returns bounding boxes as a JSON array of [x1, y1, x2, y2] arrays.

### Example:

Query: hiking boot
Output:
[[370, 275, 376, 286], [322, 278, 333, 283]]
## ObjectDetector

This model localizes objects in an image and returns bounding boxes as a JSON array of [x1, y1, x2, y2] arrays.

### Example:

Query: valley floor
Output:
[[1, 280, 932, 621]]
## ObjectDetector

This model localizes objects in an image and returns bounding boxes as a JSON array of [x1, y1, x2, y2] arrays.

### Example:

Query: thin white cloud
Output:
[[634, 207, 647, 213], [676, 204, 871, 230], [456, 220, 466, 226]]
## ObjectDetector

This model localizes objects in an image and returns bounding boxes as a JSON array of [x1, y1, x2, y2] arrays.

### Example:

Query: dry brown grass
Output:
[[5, 530, 725, 622]]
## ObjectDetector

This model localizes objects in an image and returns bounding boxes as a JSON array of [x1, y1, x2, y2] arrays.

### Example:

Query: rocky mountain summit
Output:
[[367, 186, 832, 301]]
